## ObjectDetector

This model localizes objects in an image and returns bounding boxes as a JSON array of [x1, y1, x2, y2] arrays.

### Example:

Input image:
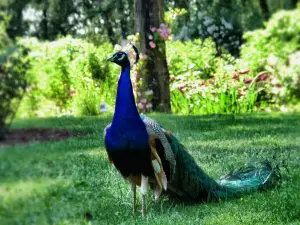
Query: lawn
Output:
[[1, 113, 300, 225]]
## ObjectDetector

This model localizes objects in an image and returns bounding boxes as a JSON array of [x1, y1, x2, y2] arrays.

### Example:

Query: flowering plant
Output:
[[148, 23, 172, 50]]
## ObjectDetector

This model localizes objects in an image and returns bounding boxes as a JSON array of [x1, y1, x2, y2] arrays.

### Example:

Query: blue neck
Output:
[[111, 66, 141, 127]]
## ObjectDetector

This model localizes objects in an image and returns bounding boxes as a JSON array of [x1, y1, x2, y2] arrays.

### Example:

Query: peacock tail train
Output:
[[140, 115, 281, 202]]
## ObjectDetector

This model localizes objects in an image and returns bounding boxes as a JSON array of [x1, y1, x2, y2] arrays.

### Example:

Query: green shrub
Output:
[[18, 37, 118, 117], [166, 7, 300, 114], [166, 39, 260, 114], [240, 9, 300, 107], [241, 9, 300, 75], [167, 39, 221, 80], [0, 45, 31, 139]]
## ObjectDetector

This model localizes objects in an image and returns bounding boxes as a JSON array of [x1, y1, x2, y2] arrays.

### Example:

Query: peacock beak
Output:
[[106, 56, 115, 62]]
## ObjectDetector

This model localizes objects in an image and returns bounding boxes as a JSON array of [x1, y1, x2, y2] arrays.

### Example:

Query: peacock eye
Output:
[[117, 54, 125, 61]]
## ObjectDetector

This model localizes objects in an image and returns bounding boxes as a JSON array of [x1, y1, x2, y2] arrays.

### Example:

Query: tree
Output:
[[1, 0, 30, 40], [259, 0, 270, 20], [135, 0, 171, 112], [0, 44, 30, 140]]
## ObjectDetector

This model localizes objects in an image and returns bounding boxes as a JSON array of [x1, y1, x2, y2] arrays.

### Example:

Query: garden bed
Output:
[[0, 128, 80, 147]]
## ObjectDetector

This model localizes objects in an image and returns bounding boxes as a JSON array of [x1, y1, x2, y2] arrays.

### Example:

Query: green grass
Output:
[[1, 113, 300, 225]]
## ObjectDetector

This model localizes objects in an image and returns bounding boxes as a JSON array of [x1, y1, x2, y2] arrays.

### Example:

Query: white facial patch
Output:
[[118, 54, 125, 61]]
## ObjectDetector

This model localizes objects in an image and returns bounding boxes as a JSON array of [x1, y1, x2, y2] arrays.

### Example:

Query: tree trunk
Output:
[[0, 120, 7, 141], [40, 0, 49, 40], [134, 0, 171, 113], [291, 0, 299, 8], [103, 12, 117, 44], [259, 0, 270, 20]]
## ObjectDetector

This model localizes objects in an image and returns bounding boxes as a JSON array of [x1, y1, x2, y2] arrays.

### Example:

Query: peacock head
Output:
[[106, 51, 130, 67], [106, 44, 139, 68]]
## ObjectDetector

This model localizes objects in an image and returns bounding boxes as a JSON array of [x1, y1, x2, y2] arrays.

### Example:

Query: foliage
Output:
[[1, 0, 297, 51], [167, 39, 258, 114], [0, 113, 299, 224], [240, 9, 300, 105], [167, 0, 261, 56], [0, 44, 31, 140], [165, 9, 300, 114], [18, 37, 118, 117], [0, 13, 11, 53], [1, 0, 134, 44], [240, 9, 300, 75], [11, 8, 299, 117]]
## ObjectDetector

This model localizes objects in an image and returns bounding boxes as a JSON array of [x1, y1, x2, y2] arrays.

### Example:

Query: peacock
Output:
[[104, 45, 281, 216]]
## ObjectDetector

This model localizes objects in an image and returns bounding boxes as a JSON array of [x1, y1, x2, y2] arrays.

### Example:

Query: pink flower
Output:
[[239, 69, 250, 75], [140, 54, 147, 60], [146, 103, 153, 109], [158, 23, 171, 40], [177, 84, 186, 94], [170, 75, 176, 81], [70, 88, 76, 96], [132, 71, 138, 77], [258, 73, 268, 81], [151, 27, 157, 32], [233, 73, 240, 80], [149, 41, 156, 48], [243, 77, 252, 84], [140, 98, 147, 103], [138, 103, 144, 109]]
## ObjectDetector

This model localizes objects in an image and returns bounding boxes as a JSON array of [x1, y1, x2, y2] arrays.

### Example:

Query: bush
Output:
[[166, 39, 259, 114], [18, 37, 118, 117], [240, 9, 300, 107], [166, 8, 300, 114], [0, 45, 31, 140], [241, 9, 300, 75]]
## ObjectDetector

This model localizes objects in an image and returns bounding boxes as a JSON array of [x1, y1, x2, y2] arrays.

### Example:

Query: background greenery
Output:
[[6, 8, 297, 117], [0, 1, 299, 119]]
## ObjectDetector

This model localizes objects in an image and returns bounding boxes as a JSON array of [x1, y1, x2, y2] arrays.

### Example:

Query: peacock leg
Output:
[[131, 183, 136, 214], [141, 194, 146, 216], [140, 174, 149, 216]]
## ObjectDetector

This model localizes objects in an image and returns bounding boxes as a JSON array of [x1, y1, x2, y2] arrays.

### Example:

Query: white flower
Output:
[[288, 51, 300, 66], [144, 90, 153, 95], [271, 87, 279, 95], [271, 77, 280, 85], [114, 44, 122, 51], [280, 105, 288, 112], [267, 54, 279, 66]]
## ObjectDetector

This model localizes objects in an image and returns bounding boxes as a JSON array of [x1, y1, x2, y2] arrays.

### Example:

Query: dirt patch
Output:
[[0, 128, 81, 147]]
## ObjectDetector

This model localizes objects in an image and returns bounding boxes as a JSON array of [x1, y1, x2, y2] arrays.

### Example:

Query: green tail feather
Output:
[[216, 161, 281, 198], [165, 131, 281, 201]]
